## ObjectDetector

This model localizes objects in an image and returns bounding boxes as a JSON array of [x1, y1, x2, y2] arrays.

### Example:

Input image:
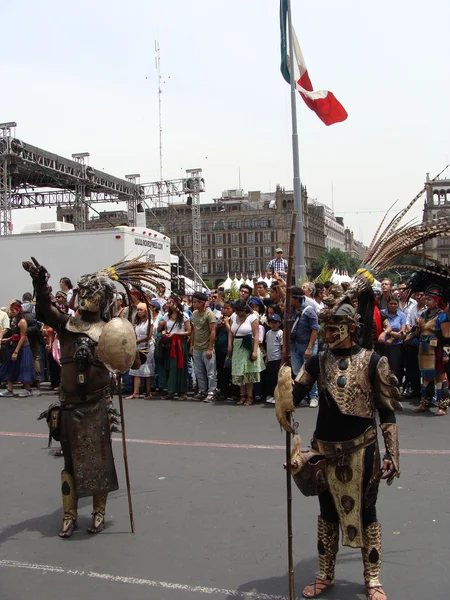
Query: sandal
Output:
[[302, 577, 334, 598], [53, 448, 63, 457], [125, 394, 139, 399], [366, 585, 387, 600], [178, 393, 188, 401], [244, 396, 254, 406], [144, 393, 153, 399], [162, 393, 174, 400], [237, 396, 246, 405]]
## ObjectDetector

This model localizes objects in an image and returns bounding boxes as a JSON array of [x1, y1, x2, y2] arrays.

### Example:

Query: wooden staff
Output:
[[117, 374, 135, 533], [283, 211, 297, 600]]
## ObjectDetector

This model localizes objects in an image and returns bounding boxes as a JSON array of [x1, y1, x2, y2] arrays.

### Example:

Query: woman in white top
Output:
[[126, 303, 154, 399], [225, 299, 265, 405], [157, 294, 191, 400]]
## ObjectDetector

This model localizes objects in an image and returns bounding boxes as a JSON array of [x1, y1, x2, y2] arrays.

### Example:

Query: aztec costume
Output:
[[23, 256, 167, 538], [277, 285, 401, 600], [406, 265, 450, 416]]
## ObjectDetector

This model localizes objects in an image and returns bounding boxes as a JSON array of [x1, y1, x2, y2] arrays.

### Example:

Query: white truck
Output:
[[0, 224, 172, 306]]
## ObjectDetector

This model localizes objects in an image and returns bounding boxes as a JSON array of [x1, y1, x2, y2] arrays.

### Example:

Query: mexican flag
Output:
[[280, 0, 348, 126]]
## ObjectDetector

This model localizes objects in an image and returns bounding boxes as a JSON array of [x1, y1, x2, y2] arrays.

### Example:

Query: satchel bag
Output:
[[290, 448, 328, 497]]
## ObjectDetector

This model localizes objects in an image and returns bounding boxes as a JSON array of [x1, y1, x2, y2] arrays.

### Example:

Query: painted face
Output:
[[325, 323, 350, 348], [427, 295, 439, 310], [78, 285, 103, 313]]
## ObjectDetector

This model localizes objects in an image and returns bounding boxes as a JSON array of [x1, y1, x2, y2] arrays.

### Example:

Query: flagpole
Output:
[[287, 0, 307, 281]]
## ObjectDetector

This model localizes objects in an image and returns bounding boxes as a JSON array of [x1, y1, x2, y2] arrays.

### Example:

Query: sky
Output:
[[3, 0, 450, 245]]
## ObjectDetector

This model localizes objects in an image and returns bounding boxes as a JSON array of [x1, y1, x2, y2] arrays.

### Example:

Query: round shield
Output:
[[98, 318, 137, 374]]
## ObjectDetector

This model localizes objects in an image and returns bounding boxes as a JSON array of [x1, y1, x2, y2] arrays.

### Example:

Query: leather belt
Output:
[[315, 426, 377, 459]]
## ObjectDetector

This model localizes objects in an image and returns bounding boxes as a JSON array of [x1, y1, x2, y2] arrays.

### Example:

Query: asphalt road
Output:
[[1, 389, 449, 600]]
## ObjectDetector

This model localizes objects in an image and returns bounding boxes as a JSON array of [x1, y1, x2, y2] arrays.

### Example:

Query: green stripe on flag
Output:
[[280, 0, 290, 85]]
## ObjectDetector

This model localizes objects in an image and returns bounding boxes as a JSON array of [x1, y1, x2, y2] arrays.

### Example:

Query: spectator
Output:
[[215, 301, 234, 400], [239, 284, 252, 303], [116, 293, 126, 318], [266, 248, 288, 279], [0, 306, 10, 339], [290, 287, 319, 407], [126, 303, 154, 400], [0, 302, 35, 397], [209, 290, 223, 320], [158, 294, 191, 400], [43, 324, 61, 391], [378, 296, 406, 387], [302, 282, 316, 309], [22, 301, 42, 387], [403, 291, 426, 398], [54, 291, 68, 314], [59, 277, 74, 315], [190, 292, 217, 402], [379, 278, 392, 310], [264, 314, 283, 404], [155, 282, 168, 309], [226, 299, 265, 406], [21, 292, 35, 315], [323, 281, 333, 297], [312, 282, 325, 312], [255, 280, 269, 299]]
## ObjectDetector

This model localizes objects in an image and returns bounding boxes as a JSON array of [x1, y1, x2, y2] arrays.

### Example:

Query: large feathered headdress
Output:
[[322, 166, 450, 348]]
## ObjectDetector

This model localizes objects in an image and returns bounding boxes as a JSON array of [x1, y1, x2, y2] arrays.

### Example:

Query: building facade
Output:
[[146, 186, 327, 283], [423, 174, 450, 265]]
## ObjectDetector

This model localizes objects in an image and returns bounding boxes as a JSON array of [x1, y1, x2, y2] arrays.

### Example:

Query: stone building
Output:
[[145, 185, 326, 283], [422, 174, 450, 265]]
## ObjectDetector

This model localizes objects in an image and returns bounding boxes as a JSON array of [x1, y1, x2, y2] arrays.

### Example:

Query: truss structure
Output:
[[0, 123, 205, 287]]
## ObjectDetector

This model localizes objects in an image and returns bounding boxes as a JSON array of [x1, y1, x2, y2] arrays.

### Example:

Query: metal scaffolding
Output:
[[1, 123, 206, 288]]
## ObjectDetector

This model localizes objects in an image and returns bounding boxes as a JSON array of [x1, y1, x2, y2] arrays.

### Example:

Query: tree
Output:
[[312, 249, 358, 278]]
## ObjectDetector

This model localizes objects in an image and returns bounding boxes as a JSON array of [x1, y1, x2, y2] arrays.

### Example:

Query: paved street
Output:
[[1, 390, 449, 600]]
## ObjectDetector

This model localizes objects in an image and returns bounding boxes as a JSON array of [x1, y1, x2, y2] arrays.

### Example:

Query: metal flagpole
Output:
[[287, 0, 307, 281]]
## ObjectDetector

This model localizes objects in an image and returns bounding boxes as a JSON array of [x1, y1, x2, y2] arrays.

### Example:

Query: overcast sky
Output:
[[3, 0, 450, 244]]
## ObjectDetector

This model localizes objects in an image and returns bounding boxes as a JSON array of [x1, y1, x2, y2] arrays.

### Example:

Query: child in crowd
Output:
[[264, 314, 283, 404], [215, 301, 234, 400]]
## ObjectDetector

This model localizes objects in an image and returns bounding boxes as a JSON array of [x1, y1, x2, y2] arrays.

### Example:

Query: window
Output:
[[264, 246, 272, 256], [201, 249, 207, 258], [216, 262, 224, 272], [248, 247, 255, 257], [235, 220, 242, 229], [216, 233, 223, 243], [231, 232, 238, 242], [232, 248, 239, 257], [201, 234, 207, 244], [202, 263, 208, 274], [185, 249, 192, 259], [202, 220, 210, 231], [219, 220, 225, 230], [212, 220, 218, 230], [247, 232, 255, 243], [217, 248, 223, 258], [263, 231, 271, 241], [228, 220, 235, 230], [286, 215, 292, 225], [232, 262, 239, 272], [244, 219, 251, 229], [185, 235, 192, 245], [251, 219, 258, 229], [248, 261, 255, 272], [182, 222, 189, 231], [260, 217, 267, 228]]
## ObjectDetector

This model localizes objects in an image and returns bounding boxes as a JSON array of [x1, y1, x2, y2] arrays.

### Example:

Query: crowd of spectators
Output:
[[1, 271, 447, 410]]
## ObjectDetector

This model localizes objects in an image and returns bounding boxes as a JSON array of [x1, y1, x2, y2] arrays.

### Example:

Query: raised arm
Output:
[[22, 257, 67, 330]]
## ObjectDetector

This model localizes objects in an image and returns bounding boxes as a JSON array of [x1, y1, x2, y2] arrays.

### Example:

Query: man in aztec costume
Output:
[[274, 184, 450, 600], [23, 256, 166, 538], [407, 266, 450, 416]]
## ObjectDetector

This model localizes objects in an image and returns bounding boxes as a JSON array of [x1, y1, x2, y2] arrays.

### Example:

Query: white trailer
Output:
[[0, 225, 171, 306]]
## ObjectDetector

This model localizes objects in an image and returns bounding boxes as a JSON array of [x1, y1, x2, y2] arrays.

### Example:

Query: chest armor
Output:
[[319, 348, 374, 418], [419, 310, 442, 338]]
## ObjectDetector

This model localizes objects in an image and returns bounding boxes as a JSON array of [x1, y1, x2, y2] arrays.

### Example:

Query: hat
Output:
[[55, 290, 67, 298], [150, 299, 161, 308], [247, 296, 265, 309], [193, 291, 208, 302], [276, 248, 283, 253], [268, 314, 281, 322]]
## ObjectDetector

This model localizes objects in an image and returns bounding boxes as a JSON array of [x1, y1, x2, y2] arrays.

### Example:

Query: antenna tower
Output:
[[155, 41, 163, 206]]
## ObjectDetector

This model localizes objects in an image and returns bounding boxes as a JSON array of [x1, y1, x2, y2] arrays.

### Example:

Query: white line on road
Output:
[[0, 560, 287, 600]]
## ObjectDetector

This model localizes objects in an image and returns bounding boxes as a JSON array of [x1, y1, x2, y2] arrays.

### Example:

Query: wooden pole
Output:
[[117, 374, 135, 533], [284, 212, 297, 600]]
